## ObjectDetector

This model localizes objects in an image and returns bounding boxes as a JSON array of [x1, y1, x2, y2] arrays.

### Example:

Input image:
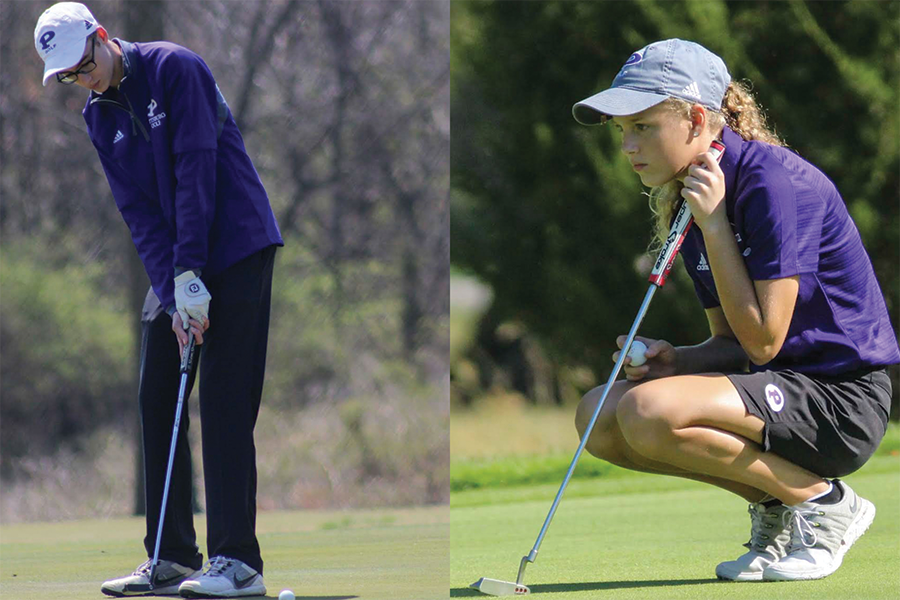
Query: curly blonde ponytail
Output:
[[713, 80, 785, 147], [648, 81, 785, 250]]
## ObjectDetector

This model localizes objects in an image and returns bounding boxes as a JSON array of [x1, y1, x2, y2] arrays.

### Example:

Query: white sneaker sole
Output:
[[716, 554, 782, 581], [715, 566, 765, 582], [716, 569, 762, 581], [101, 572, 199, 597], [764, 498, 876, 581], [102, 580, 188, 597], [179, 584, 267, 598]]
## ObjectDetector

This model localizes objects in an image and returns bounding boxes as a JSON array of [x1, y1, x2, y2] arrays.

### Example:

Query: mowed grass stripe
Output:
[[0, 506, 448, 600], [450, 463, 899, 599]]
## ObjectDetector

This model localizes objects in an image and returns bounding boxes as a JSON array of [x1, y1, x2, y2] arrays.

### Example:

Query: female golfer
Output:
[[572, 39, 898, 582]]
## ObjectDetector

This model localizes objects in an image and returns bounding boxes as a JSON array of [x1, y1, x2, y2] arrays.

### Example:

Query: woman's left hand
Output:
[[681, 151, 727, 231]]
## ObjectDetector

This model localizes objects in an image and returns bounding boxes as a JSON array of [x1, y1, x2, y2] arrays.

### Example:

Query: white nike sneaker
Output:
[[101, 558, 199, 597], [764, 480, 875, 581], [178, 556, 266, 598], [716, 502, 791, 581]]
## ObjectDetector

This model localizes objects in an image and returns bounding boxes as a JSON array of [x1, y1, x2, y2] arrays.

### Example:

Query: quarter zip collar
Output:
[[115, 38, 133, 87], [88, 39, 149, 142], [90, 39, 134, 101]]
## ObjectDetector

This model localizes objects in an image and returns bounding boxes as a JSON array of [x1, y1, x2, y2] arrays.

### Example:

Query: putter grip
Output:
[[180, 334, 196, 374], [648, 140, 725, 287]]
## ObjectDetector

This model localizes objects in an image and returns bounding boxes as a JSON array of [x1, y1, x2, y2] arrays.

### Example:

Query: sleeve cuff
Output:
[[174, 266, 202, 278]]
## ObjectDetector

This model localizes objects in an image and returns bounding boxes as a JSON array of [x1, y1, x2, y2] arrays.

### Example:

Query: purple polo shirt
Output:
[[680, 127, 899, 375]]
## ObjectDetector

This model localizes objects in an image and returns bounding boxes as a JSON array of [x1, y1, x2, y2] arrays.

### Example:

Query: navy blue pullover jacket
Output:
[[83, 39, 283, 312]]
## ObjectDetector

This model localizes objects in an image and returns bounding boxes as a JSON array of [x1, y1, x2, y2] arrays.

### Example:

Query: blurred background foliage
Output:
[[450, 0, 899, 416], [1, 0, 448, 521]]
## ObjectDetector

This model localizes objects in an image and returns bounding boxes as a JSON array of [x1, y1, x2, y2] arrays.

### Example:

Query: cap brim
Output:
[[572, 87, 669, 125], [41, 37, 92, 86]]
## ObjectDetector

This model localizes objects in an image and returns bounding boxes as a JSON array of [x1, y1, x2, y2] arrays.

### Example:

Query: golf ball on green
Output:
[[627, 340, 648, 366], [279, 590, 295, 600]]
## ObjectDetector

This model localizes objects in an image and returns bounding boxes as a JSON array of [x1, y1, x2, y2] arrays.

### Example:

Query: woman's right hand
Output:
[[613, 335, 677, 382]]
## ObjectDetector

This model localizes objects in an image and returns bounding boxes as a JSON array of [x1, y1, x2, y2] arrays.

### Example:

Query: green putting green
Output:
[[451, 455, 900, 599], [0, 506, 448, 600]]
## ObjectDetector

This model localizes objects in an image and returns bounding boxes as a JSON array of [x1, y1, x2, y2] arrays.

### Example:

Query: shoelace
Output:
[[745, 503, 785, 558], [783, 508, 820, 550], [135, 559, 153, 575], [745, 504, 763, 548], [202, 556, 235, 578]]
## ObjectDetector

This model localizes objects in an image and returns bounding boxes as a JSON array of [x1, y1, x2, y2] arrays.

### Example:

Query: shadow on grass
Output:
[[451, 578, 721, 596]]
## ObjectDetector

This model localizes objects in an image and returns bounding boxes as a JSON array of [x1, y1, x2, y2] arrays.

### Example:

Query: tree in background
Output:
[[451, 0, 898, 413]]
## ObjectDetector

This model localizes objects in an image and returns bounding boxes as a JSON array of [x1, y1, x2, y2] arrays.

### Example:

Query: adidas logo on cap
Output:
[[681, 81, 702, 100]]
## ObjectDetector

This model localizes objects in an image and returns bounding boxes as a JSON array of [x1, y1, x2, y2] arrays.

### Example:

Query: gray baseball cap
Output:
[[573, 39, 731, 125]]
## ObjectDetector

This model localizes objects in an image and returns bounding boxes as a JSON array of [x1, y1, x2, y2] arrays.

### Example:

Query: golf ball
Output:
[[279, 590, 295, 600], [627, 340, 648, 367]]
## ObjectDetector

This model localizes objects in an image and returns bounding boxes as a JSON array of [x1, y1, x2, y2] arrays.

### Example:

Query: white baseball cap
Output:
[[34, 2, 99, 86]]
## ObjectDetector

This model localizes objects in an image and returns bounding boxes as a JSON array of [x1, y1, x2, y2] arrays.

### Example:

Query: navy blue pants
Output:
[[139, 246, 275, 575]]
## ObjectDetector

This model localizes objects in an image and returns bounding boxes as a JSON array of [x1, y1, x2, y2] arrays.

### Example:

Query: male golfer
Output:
[[35, 3, 283, 597]]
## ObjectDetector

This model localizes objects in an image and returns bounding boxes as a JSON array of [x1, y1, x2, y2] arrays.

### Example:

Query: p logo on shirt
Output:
[[765, 384, 785, 412], [147, 99, 167, 129]]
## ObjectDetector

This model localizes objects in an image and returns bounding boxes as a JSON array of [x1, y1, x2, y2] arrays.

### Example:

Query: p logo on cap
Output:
[[623, 51, 643, 66], [39, 30, 57, 53]]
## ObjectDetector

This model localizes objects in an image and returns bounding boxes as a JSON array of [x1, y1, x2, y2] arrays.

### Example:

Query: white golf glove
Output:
[[174, 270, 211, 330]]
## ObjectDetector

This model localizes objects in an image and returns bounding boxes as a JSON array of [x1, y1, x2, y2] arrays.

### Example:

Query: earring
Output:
[[693, 132, 700, 137]]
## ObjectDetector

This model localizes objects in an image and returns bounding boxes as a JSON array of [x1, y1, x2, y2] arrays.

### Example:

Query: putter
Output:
[[471, 141, 725, 596], [148, 329, 197, 590]]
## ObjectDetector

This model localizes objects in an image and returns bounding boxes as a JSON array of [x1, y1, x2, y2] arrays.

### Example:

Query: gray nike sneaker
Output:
[[101, 559, 199, 597], [716, 502, 791, 581], [178, 556, 266, 598], [764, 480, 875, 581]]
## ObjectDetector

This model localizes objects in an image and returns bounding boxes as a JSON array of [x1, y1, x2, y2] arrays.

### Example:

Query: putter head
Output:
[[469, 578, 530, 596]]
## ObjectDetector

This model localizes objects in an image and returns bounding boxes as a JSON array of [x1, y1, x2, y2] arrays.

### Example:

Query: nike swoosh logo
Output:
[[154, 573, 179, 585], [121, 573, 178, 592], [122, 574, 181, 593], [849, 496, 858, 513], [234, 573, 257, 589]]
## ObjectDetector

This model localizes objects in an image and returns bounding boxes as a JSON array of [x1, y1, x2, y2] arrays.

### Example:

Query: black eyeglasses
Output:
[[56, 37, 97, 85]]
